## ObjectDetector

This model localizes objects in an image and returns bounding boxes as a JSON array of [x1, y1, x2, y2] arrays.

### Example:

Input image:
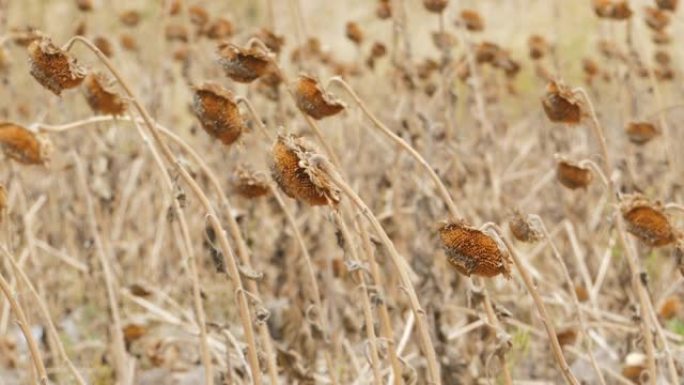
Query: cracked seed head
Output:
[[542, 81, 582, 124], [271, 134, 340, 206], [556, 159, 593, 189], [0, 122, 52, 165], [439, 222, 511, 278], [292, 74, 345, 120], [83, 73, 127, 115], [28, 37, 87, 95], [217, 43, 270, 83], [625, 121, 659, 145], [621, 194, 678, 247], [192, 82, 244, 146]]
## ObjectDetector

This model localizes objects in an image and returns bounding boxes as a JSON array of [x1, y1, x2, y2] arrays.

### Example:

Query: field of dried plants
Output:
[[0, 0, 683, 384]]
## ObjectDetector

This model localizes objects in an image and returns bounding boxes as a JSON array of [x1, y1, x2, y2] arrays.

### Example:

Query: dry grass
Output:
[[0, 1, 683, 385]]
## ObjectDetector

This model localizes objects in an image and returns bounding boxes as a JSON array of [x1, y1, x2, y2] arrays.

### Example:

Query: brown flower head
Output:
[[83, 73, 127, 115], [231, 166, 270, 199], [439, 222, 511, 278], [206, 18, 234, 40], [652, 30, 672, 45], [165, 24, 189, 42], [432, 31, 456, 51], [271, 134, 340, 206], [656, 0, 678, 11], [625, 121, 659, 145], [509, 210, 542, 243], [93, 36, 114, 58], [621, 194, 677, 247], [346, 22, 363, 45], [528, 35, 549, 60], [254, 29, 285, 54], [376, 1, 392, 19], [582, 58, 599, 77], [493, 50, 520, 78], [644, 6, 670, 31], [120, 33, 138, 51], [217, 42, 270, 83], [556, 329, 578, 347], [542, 81, 581, 124], [76, 0, 92, 11], [423, 0, 448, 13], [28, 37, 87, 95], [188, 5, 209, 27], [459, 9, 484, 31], [0, 122, 52, 165], [475, 41, 500, 64], [192, 82, 245, 146], [593, 0, 633, 20], [556, 158, 593, 189], [119, 10, 141, 27], [658, 296, 681, 320], [292, 74, 345, 120]]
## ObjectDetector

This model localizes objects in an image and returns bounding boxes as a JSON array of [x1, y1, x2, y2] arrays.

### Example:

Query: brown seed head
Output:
[[492, 50, 520, 78], [165, 23, 189, 42], [217, 42, 270, 83], [83, 73, 127, 115], [292, 74, 345, 120], [423, 0, 448, 13], [654, 50, 670, 66], [656, 0, 678, 11], [432, 31, 456, 51], [644, 6, 670, 31], [542, 81, 581, 124], [509, 210, 542, 243], [120, 33, 138, 51], [271, 134, 340, 206], [474, 41, 500, 64], [192, 82, 244, 146], [556, 159, 593, 189], [582, 58, 599, 77], [122, 324, 147, 345], [593, 0, 633, 20], [371, 42, 387, 58], [654, 65, 675, 81], [575, 285, 590, 302], [528, 35, 549, 60], [376, 1, 392, 19], [622, 353, 647, 383], [28, 37, 87, 95], [231, 166, 270, 199], [0, 122, 52, 165], [75, 0, 92, 11], [188, 5, 209, 27], [119, 10, 141, 27], [206, 18, 234, 40], [93, 36, 114, 58], [439, 222, 511, 278], [346, 22, 363, 46], [556, 329, 578, 347], [621, 194, 677, 247], [652, 30, 672, 45], [625, 121, 659, 145], [658, 296, 680, 320], [459, 9, 484, 31], [254, 29, 285, 54]]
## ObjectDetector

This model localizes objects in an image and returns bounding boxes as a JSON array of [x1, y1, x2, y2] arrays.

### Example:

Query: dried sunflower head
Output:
[[656, 0, 678, 11], [620, 194, 678, 247], [346, 22, 363, 45], [206, 18, 234, 40], [625, 121, 659, 145], [0, 122, 52, 165], [217, 42, 270, 83], [28, 37, 87, 95], [474, 41, 500, 64], [231, 166, 270, 199], [192, 82, 244, 146], [509, 210, 542, 243], [542, 81, 581, 124], [292, 74, 345, 120], [593, 0, 633, 20], [83, 72, 127, 115], [459, 9, 484, 31], [271, 134, 340, 206], [556, 158, 593, 189], [644, 6, 670, 31], [439, 222, 511, 278], [528, 35, 549, 60], [423, 0, 448, 13]]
